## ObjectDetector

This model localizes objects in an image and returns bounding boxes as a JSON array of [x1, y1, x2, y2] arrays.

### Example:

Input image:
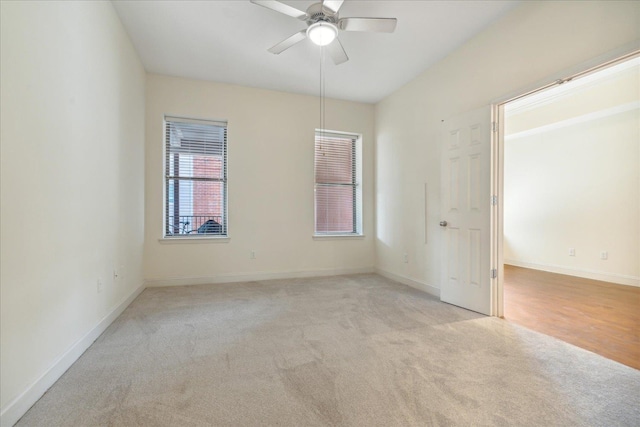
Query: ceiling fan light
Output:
[[307, 22, 338, 46]]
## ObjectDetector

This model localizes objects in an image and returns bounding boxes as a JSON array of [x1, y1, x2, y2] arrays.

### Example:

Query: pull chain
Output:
[[320, 46, 325, 135]]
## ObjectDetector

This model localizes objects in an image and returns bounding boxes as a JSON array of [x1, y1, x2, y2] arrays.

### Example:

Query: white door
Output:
[[440, 106, 493, 315]]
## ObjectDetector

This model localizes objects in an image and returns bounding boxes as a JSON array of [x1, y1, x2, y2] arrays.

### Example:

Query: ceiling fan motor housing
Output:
[[306, 2, 338, 25]]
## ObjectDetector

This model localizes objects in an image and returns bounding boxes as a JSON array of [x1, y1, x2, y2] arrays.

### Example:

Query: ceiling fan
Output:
[[250, 0, 397, 65]]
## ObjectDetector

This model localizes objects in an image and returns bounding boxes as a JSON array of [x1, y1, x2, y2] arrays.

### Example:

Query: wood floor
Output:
[[503, 265, 640, 370]]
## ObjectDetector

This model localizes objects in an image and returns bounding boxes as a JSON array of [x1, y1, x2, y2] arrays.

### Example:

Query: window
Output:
[[164, 116, 227, 237], [314, 130, 362, 235]]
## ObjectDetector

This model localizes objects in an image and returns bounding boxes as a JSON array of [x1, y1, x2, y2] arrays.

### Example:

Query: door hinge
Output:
[[492, 121, 498, 132], [491, 195, 498, 206], [490, 269, 497, 279]]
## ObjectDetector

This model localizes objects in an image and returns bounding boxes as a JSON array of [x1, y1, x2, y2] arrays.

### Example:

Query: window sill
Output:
[[313, 234, 365, 240], [159, 236, 230, 244]]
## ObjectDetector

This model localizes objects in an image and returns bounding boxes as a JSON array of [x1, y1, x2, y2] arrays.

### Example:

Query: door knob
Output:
[[439, 221, 448, 227]]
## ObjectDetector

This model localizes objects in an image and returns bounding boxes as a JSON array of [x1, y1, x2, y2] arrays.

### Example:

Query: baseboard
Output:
[[0, 284, 146, 427], [375, 268, 440, 297], [145, 266, 376, 287], [504, 259, 640, 288]]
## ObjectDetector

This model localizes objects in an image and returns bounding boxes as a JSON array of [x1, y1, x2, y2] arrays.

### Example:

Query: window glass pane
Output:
[[315, 185, 354, 233], [315, 136, 353, 184], [166, 180, 225, 235]]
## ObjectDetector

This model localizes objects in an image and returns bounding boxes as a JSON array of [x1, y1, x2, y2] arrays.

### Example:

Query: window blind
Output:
[[314, 130, 361, 234], [164, 116, 227, 237]]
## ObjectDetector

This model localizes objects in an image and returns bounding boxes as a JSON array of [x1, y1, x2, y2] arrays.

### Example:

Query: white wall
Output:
[[0, 1, 146, 424], [375, 1, 640, 291], [144, 75, 375, 286], [504, 67, 639, 286]]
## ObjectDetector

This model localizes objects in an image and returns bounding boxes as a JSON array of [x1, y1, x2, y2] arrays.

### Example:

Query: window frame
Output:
[[313, 129, 363, 237], [162, 115, 229, 240]]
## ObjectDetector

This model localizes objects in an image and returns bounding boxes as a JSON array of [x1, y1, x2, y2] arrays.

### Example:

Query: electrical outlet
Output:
[[569, 248, 575, 257], [97, 279, 103, 294], [403, 253, 408, 263], [250, 250, 256, 259], [600, 251, 608, 260]]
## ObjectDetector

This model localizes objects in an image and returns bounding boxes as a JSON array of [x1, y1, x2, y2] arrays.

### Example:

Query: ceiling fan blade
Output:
[[250, 0, 308, 20], [268, 30, 307, 54], [338, 17, 397, 33], [322, 0, 344, 14], [326, 37, 349, 65]]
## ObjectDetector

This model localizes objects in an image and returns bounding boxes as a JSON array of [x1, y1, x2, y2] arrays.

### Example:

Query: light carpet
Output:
[[16, 274, 640, 426]]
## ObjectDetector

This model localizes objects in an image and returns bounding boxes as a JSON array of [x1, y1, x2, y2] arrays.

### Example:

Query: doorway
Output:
[[494, 53, 640, 369]]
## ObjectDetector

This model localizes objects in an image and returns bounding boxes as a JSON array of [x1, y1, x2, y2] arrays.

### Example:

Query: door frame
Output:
[[489, 48, 640, 318], [490, 104, 502, 317]]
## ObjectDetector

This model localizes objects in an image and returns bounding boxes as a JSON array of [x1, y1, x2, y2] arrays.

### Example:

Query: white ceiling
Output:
[[112, 0, 519, 104]]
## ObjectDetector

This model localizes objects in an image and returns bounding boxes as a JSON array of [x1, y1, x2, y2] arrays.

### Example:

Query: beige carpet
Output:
[[17, 274, 640, 426]]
